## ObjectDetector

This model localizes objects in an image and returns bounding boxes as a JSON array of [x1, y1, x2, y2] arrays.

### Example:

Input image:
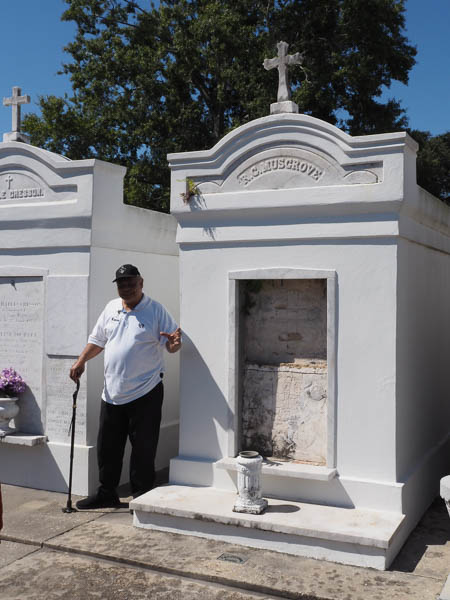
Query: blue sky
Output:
[[1, 0, 449, 139]]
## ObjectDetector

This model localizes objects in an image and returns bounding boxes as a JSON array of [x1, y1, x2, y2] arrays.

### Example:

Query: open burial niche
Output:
[[239, 278, 328, 465]]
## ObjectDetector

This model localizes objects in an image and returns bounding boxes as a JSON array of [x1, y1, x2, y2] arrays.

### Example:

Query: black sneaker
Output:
[[76, 489, 121, 510]]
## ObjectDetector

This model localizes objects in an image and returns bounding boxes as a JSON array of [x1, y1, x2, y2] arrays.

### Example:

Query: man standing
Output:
[[70, 264, 181, 509]]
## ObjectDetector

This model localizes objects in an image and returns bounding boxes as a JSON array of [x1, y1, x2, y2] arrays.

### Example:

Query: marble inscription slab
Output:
[[46, 357, 87, 444], [0, 277, 44, 434]]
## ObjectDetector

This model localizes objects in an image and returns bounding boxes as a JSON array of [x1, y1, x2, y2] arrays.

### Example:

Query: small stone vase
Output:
[[0, 396, 19, 437], [233, 450, 268, 514]]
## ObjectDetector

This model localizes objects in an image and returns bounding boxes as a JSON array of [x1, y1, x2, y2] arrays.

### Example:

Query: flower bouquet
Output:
[[0, 368, 26, 436], [0, 368, 26, 398]]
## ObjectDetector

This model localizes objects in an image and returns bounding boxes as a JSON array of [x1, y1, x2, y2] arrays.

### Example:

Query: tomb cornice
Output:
[[171, 185, 404, 227], [0, 265, 49, 277], [175, 220, 400, 245]]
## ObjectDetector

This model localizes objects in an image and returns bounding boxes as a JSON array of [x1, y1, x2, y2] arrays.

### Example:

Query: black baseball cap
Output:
[[113, 264, 141, 282]]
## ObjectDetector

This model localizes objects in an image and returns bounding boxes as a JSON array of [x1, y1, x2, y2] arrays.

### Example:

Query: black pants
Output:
[[97, 382, 163, 496]]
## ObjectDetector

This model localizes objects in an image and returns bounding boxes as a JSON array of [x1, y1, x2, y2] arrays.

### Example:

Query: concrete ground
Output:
[[0, 483, 449, 600]]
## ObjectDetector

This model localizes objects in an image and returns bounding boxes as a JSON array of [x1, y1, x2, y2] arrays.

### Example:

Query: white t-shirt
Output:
[[88, 294, 178, 405]]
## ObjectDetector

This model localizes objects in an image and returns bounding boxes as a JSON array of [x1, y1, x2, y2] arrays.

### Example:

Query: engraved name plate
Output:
[[0, 171, 77, 206], [0, 277, 44, 434]]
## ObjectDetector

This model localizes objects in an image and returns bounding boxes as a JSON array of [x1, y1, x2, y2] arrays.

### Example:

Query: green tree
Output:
[[24, 0, 417, 211], [410, 130, 450, 203]]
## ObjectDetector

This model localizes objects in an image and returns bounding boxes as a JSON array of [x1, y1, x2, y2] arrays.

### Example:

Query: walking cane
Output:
[[62, 379, 80, 513]]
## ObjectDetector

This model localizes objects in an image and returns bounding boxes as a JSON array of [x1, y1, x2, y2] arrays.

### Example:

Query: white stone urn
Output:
[[233, 450, 268, 514], [0, 396, 19, 437], [440, 476, 450, 518]]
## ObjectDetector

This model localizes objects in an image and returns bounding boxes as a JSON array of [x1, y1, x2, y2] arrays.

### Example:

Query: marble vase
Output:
[[440, 476, 450, 518], [0, 396, 19, 437], [233, 451, 268, 514]]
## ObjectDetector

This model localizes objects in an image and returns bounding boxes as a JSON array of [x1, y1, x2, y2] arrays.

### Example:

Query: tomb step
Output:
[[130, 484, 406, 570]]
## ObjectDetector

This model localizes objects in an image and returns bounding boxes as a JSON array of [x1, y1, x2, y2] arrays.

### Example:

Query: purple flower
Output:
[[0, 368, 27, 397]]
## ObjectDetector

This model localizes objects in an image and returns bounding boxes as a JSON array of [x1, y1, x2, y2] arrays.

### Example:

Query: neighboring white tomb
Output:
[[132, 45, 450, 570], [0, 93, 179, 495]]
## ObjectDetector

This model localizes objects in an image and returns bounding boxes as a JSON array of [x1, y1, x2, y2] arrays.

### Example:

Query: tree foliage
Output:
[[24, 0, 421, 211], [410, 130, 450, 203]]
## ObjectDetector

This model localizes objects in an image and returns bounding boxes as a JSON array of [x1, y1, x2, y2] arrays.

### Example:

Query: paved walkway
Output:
[[0, 484, 449, 600]]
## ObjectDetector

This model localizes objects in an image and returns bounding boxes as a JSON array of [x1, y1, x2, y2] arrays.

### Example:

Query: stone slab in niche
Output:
[[242, 362, 327, 464], [243, 279, 327, 364], [241, 279, 328, 465]]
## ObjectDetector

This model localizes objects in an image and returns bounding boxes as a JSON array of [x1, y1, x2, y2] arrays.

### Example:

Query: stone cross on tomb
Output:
[[263, 41, 303, 114], [3, 86, 31, 143]]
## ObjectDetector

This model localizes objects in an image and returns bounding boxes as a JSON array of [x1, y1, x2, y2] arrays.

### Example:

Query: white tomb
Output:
[[132, 108, 450, 568], [0, 139, 179, 495]]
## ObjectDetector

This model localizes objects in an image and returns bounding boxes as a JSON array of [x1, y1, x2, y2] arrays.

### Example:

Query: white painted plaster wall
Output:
[[177, 240, 398, 484], [396, 230, 450, 510]]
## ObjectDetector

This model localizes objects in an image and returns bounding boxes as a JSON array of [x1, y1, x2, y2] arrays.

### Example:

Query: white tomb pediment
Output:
[[0, 142, 96, 217], [169, 113, 417, 218]]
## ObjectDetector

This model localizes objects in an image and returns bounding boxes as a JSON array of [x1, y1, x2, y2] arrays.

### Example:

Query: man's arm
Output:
[[69, 343, 104, 382]]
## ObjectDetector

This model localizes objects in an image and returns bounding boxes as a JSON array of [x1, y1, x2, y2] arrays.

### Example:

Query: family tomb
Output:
[[131, 43, 450, 570], [0, 87, 180, 495]]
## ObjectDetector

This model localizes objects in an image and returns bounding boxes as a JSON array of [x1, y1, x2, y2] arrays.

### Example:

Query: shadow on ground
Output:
[[391, 498, 450, 574]]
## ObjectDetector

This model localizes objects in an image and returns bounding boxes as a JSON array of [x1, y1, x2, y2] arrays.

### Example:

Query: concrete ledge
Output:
[[0, 433, 47, 446], [216, 456, 337, 481], [131, 484, 405, 570], [0, 441, 95, 495]]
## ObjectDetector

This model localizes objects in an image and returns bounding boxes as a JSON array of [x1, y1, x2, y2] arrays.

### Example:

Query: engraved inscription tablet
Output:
[[0, 170, 77, 206], [194, 147, 380, 194], [0, 277, 44, 434], [238, 156, 324, 187], [1, 172, 45, 201], [46, 357, 87, 444]]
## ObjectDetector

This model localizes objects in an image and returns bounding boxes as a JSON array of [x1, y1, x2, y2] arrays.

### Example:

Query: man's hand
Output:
[[69, 343, 104, 382], [70, 359, 85, 383], [160, 327, 182, 353]]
